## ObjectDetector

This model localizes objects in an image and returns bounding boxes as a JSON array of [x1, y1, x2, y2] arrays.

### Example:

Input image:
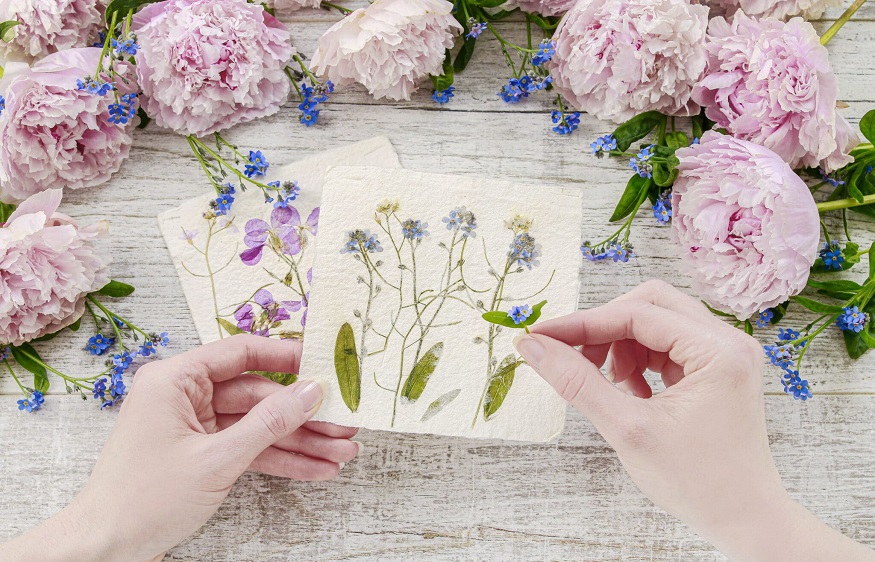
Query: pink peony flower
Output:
[[672, 132, 820, 319], [0, 189, 110, 347], [503, 0, 578, 16], [131, 0, 293, 136], [702, 0, 839, 20], [0, 0, 103, 60], [0, 48, 136, 203], [310, 0, 462, 101], [692, 13, 858, 173], [265, 0, 321, 13], [547, 0, 708, 123]]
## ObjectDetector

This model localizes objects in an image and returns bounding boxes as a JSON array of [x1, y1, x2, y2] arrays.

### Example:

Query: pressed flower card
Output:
[[301, 166, 583, 441], [157, 137, 401, 344]]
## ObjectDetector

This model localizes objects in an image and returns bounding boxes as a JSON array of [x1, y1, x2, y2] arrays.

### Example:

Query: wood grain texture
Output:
[[2, 3, 875, 559]]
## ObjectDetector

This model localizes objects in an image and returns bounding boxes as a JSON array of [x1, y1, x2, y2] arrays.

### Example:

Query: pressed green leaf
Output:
[[609, 175, 651, 222], [104, 0, 161, 24], [860, 109, 875, 145], [11, 344, 49, 394], [252, 371, 298, 386], [0, 21, 20, 43], [790, 296, 844, 314], [420, 388, 461, 422], [612, 111, 664, 152], [97, 280, 136, 298], [334, 323, 361, 413], [484, 355, 522, 421], [401, 342, 444, 402], [217, 318, 244, 336]]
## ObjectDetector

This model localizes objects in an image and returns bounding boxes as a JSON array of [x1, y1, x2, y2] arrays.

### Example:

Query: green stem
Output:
[[817, 193, 875, 213], [95, 11, 118, 79], [4, 359, 28, 394], [204, 221, 223, 339], [86, 296, 150, 341], [321, 1, 352, 13], [820, 0, 868, 45]]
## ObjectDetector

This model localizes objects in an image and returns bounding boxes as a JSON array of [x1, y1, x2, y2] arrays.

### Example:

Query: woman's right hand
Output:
[[514, 280, 874, 561]]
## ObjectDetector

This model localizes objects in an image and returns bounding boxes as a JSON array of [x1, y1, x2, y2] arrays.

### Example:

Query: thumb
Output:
[[216, 379, 323, 463], [514, 333, 631, 427]]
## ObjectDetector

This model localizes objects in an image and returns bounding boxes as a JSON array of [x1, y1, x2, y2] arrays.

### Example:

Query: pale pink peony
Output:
[[0, 0, 103, 60], [132, 0, 293, 136], [702, 0, 840, 20], [265, 0, 321, 13], [672, 132, 820, 319], [503, 0, 578, 16], [310, 0, 462, 101], [0, 189, 110, 347], [547, 0, 708, 123], [693, 13, 858, 173], [0, 48, 136, 203]]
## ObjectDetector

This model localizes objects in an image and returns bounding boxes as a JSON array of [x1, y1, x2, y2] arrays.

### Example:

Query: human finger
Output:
[[161, 334, 301, 383], [248, 446, 341, 481]]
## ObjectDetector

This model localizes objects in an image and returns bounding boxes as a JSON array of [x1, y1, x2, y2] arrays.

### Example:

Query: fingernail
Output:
[[513, 335, 545, 370], [292, 380, 323, 412], [339, 462, 346, 470], [352, 440, 364, 456]]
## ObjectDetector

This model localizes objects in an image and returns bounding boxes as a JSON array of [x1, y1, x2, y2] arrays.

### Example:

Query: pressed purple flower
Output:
[[240, 206, 305, 265]]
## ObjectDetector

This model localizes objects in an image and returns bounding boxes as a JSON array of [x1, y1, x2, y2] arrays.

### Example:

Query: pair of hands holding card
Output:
[[3, 281, 871, 562]]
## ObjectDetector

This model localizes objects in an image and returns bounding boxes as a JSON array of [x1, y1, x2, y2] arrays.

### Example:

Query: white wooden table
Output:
[[2, 4, 875, 559]]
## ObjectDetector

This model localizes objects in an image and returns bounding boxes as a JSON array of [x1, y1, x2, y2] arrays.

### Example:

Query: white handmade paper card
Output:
[[302, 167, 583, 442], [158, 137, 401, 344]]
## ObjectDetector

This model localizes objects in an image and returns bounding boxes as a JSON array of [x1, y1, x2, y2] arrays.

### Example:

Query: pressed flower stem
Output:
[[820, 0, 868, 46], [817, 193, 875, 213]]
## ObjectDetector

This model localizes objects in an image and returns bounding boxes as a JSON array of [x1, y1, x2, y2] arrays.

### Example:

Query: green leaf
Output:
[[453, 36, 477, 73], [484, 355, 522, 421], [217, 318, 244, 336], [769, 301, 789, 325], [703, 302, 735, 318], [609, 175, 651, 222], [526, 300, 547, 324], [10, 343, 49, 394], [843, 330, 869, 359], [0, 21, 20, 43], [401, 342, 444, 402], [811, 241, 860, 273], [665, 131, 689, 150], [469, 0, 506, 6], [860, 109, 875, 145], [860, 328, 875, 349], [790, 296, 844, 314], [251, 371, 298, 386], [69, 316, 82, 332], [869, 241, 875, 280], [651, 162, 678, 187], [807, 279, 863, 292], [334, 323, 361, 413], [420, 388, 461, 422], [104, 0, 161, 24], [97, 280, 135, 298], [691, 112, 707, 141], [612, 111, 664, 152], [482, 301, 547, 329], [743, 320, 753, 335], [136, 107, 151, 129]]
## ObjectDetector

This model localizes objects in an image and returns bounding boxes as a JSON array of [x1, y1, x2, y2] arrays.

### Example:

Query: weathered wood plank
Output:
[[0, 395, 872, 560]]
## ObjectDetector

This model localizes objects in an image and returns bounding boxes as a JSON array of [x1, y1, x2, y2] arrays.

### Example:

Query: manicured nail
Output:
[[513, 334, 545, 370], [292, 380, 323, 412], [352, 440, 364, 456]]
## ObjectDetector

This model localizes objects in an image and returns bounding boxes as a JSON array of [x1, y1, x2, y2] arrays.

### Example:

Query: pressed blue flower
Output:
[[402, 219, 429, 241], [509, 233, 540, 269], [508, 304, 533, 325], [818, 241, 844, 270], [432, 86, 455, 105], [273, 181, 300, 208], [590, 134, 618, 158], [93, 377, 107, 400], [466, 21, 486, 38], [755, 309, 774, 329], [532, 39, 556, 67], [552, 111, 580, 135], [139, 340, 156, 357], [244, 150, 269, 178], [784, 376, 812, 400], [17, 391, 44, 413], [653, 191, 672, 225], [77, 77, 114, 96], [778, 328, 801, 342], [837, 306, 868, 333], [342, 230, 383, 254], [442, 207, 477, 238], [112, 37, 139, 56], [213, 193, 235, 216], [629, 145, 655, 179]]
